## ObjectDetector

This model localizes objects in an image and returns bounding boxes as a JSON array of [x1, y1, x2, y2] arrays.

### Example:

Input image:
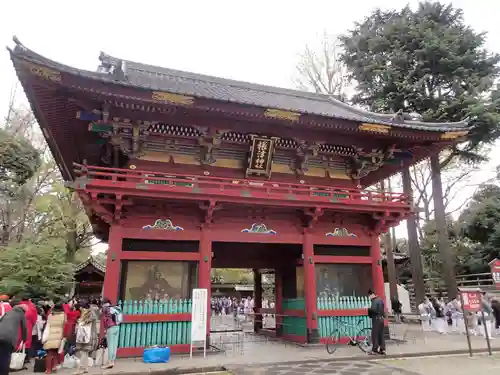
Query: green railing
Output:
[[317, 295, 371, 339], [317, 295, 371, 310], [117, 299, 192, 349], [282, 298, 306, 337]]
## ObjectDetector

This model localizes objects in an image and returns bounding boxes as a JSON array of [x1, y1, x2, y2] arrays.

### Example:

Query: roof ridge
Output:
[[10, 40, 470, 132], [99, 52, 337, 104], [326, 98, 469, 127], [101, 53, 468, 127]]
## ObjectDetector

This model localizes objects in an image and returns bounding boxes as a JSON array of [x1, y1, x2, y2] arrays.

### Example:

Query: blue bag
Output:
[[143, 346, 171, 363]]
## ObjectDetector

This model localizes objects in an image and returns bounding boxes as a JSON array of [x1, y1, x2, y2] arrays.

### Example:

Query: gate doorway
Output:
[[208, 242, 302, 354]]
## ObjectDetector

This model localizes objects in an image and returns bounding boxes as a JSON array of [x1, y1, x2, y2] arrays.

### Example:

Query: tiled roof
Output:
[[9, 37, 471, 132], [74, 256, 106, 273]]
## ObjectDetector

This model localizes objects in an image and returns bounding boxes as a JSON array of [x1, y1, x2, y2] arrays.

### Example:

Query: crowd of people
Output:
[[210, 296, 277, 329], [0, 294, 123, 374], [211, 296, 256, 317], [417, 292, 500, 337]]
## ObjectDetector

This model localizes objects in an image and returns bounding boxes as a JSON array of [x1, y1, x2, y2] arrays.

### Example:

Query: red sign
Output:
[[489, 259, 500, 290], [461, 291, 481, 311]]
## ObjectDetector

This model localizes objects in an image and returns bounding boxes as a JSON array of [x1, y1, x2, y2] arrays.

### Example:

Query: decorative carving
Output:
[[304, 207, 323, 229], [292, 140, 319, 175], [197, 132, 224, 165], [347, 145, 397, 180], [246, 136, 277, 178], [131, 123, 141, 157], [152, 91, 194, 106], [241, 223, 277, 235], [199, 200, 220, 225], [142, 219, 184, 231], [21, 61, 61, 83], [326, 228, 357, 238], [264, 109, 300, 122], [392, 110, 423, 122], [440, 131, 469, 140], [358, 123, 391, 134]]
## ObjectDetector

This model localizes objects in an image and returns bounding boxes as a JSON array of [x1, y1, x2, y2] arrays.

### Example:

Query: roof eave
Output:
[[8, 38, 472, 134]]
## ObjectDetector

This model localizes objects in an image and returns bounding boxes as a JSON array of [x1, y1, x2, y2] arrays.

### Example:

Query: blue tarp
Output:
[[143, 347, 171, 364]]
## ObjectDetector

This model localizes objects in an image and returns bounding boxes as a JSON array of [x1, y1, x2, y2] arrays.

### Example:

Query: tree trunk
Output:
[[66, 219, 78, 263], [429, 154, 457, 298], [402, 167, 426, 305], [380, 180, 398, 300]]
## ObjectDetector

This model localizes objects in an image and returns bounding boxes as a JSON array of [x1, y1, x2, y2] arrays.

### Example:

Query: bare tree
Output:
[[409, 156, 484, 240], [294, 32, 349, 99], [0, 92, 95, 261]]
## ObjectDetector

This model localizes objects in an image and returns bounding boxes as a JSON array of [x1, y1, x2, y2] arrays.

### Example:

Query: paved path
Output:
[[228, 354, 500, 374], [228, 360, 415, 374], [19, 320, 500, 374], [381, 354, 500, 375]]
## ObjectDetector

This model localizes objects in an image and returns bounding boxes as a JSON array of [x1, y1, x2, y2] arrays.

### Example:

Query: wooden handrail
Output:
[[72, 163, 410, 205]]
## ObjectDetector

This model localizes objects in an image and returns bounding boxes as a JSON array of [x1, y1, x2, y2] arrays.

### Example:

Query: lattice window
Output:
[[147, 123, 201, 137], [275, 138, 298, 149], [318, 144, 356, 156], [220, 132, 251, 143]]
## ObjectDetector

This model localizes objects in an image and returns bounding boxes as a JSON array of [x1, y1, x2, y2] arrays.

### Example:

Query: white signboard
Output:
[[190, 288, 208, 358]]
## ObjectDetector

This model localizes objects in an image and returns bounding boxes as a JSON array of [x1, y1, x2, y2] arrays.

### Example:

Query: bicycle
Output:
[[325, 318, 372, 354]]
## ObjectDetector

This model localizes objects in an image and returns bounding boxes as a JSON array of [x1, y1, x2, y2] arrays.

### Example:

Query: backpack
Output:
[[109, 306, 123, 325]]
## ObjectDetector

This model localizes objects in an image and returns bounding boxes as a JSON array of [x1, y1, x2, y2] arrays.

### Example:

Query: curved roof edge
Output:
[[10, 37, 471, 132], [74, 256, 106, 273]]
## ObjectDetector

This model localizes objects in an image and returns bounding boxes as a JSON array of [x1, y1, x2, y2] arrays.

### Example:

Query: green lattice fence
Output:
[[117, 299, 192, 349]]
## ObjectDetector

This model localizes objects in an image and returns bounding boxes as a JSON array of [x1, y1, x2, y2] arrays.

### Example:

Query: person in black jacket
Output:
[[367, 289, 386, 355], [0, 304, 28, 374], [491, 299, 500, 333], [391, 296, 402, 323]]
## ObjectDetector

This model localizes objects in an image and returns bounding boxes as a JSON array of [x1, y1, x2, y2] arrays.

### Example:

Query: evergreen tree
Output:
[[340, 1, 500, 162]]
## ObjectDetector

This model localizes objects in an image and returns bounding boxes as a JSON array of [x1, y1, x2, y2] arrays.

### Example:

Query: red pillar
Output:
[[303, 232, 319, 343], [370, 234, 386, 302], [102, 224, 123, 303], [198, 229, 212, 339], [371, 233, 389, 337]]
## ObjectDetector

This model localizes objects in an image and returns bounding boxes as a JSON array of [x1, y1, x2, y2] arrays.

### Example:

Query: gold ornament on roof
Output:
[[358, 123, 391, 134], [440, 131, 469, 140], [152, 91, 194, 106], [22, 62, 61, 83], [264, 109, 300, 122]]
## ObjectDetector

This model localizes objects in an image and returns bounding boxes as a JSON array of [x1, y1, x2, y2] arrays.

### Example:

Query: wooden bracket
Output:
[[80, 192, 114, 224], [114, 194, 123, 223], [199, 199, 220, 226], [373, 210, 391, 234], [304, 207, 323, 229]]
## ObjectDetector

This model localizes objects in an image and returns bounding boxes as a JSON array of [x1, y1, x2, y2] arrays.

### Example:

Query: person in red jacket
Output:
[[63, 299, 80, 339], [18, 297, 37, 361], [59, 299, 80, 363]]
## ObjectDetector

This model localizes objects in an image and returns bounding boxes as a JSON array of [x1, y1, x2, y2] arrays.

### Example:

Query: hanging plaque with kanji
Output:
[[246, 136, 276, 178]]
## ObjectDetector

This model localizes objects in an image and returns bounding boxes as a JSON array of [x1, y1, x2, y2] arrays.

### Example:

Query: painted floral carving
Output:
[[241, 223, 277, 235], [326, 227, 357, 238], [143, 219, 184, 231]]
